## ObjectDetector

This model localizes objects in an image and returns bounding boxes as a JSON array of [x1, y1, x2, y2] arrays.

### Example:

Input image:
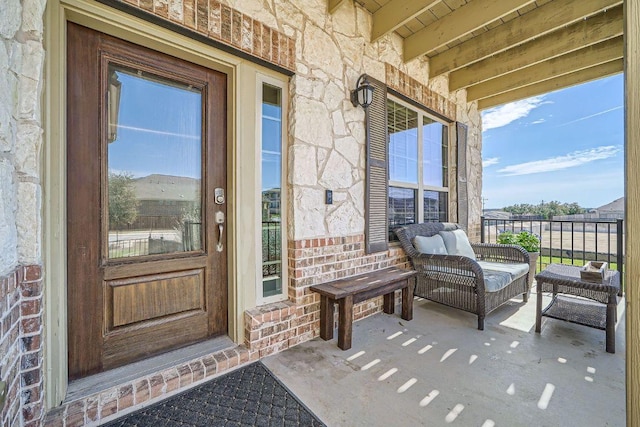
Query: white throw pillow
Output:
[[413, 235, 448, 255], [438, 229, 476, 260]]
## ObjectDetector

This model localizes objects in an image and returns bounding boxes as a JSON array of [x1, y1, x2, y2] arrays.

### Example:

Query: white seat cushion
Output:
[[413, 235, 448, 255], [438, 229, 476, 260]]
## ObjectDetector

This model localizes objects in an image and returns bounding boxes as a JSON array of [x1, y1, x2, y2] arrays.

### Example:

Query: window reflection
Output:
[[389, 186, 416, 241], [388, 100, 418, 184], [106, 64, 203, 259], [262, 84, 283, 298], [424, 190, 448, 222], [423, 117, 448, 187]]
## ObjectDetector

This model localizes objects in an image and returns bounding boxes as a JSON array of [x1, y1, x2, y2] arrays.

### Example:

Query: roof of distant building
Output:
[[133, 174, 200, 201], [596, 197, 624, 212]]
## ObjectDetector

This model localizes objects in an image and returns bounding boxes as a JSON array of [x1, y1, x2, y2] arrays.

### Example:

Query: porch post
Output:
[[624, 1, 640, 425]]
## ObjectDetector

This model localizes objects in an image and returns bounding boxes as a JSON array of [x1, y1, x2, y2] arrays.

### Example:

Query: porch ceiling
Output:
[[331, 0, 623, 109]]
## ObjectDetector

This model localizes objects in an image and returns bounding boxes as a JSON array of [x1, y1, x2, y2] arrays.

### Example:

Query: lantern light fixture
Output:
[[350, 74, 374, 108]]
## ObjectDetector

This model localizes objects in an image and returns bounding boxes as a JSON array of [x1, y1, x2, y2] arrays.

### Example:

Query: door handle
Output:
[[215, 211, 224, 252], [216, 224, 224, 252]]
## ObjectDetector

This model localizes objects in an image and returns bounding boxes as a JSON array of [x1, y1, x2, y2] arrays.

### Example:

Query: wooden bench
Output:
[[310, 267, 417, 350]]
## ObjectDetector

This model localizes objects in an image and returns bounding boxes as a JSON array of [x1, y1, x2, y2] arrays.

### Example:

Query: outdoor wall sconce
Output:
[[350, 74, 374, 108]]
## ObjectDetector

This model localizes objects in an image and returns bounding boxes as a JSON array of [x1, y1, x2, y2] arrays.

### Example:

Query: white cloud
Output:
[[497, 146, 621, 176], [482, 157, 500, 167], [531, 119, 545, 124], [481, 96, 548, 130]]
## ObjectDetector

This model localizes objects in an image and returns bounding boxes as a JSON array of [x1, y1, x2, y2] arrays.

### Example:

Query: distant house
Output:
[[483, 210, 512, 220], [130, 174, 201, 230], [594, 197, 625, 220], [553, 197, 625, 221]]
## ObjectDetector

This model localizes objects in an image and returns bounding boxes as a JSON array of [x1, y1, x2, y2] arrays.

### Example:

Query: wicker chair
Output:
[[394, 222, 530, 330]]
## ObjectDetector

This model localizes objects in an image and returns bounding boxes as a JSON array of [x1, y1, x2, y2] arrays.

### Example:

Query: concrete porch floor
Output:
[[263, 286, 626, 426]]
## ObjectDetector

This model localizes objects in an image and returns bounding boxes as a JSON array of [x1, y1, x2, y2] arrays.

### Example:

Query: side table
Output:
[[535, 264, 620, 353]]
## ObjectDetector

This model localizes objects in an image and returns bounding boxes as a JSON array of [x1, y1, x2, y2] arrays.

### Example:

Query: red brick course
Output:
[[113, 0, 296, 71], [244, 234, 409, 359], [0, 265, 44, 427], [43, 345, 259, 426]]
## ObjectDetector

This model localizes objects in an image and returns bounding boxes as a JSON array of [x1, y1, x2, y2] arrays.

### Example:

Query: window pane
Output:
[[424, 190, 448, 222], [262, 84, 283, 298], [423, 117, 448, 187], [389, 186, 416, 241], [107, 64, 202, 259], [388, 100, 418, 184]]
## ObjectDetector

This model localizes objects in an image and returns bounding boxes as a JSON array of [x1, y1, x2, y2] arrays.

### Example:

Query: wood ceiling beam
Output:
[[403, 0, 536, 63], [429, 0, 623, 78], [449, 5, 623, 91], [477, 59, 623, 110], [371, 0, 440, 43], [328, 0, 349, 14], [466, 36, 623, 102]]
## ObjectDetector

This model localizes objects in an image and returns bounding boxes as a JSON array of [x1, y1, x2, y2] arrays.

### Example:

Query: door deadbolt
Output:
[[214, 188, 225, 204]]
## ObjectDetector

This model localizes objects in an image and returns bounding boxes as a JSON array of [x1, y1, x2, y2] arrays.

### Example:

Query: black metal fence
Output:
[[481, 217, 624, 279], [262, 221, 282, 278]]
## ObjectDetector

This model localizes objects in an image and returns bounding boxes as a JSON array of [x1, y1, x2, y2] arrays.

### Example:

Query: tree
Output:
[[108, 172, 138, 234], [502, 201, 586, 219]]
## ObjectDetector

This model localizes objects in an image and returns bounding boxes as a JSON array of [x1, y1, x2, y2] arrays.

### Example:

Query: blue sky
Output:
[[481, 73, 624, 210], [109, 69, 202, 179]]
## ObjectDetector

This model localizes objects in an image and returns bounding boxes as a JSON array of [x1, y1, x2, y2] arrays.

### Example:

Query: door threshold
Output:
[[65, 336, 235, 402]]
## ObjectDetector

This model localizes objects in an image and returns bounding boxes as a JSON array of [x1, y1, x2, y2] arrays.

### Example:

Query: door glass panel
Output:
[[107, 64, 203, 259]]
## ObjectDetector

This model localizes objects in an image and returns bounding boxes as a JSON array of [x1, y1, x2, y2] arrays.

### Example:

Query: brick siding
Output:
[[243, 234, 410, 354], [115, 0, 295, 71], [0, 265, 45, 427]]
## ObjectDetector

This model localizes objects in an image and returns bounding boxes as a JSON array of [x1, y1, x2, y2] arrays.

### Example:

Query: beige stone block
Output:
[[0, 159, 18, 273], [354, 3, 372, 40], [292, 97, 332, 148], [334, 33, 364, 69], [331, 110, 347, 136], [20, 0, 46, 36], [290, 0, 326, 29], [302, 25, 341, 79], [330, 2, 357, 37], [348, 180, 365, 216], [360, 55, 385, 83], [327, 200, 364, 236], [16, 180, 41, 264], [319, 151, 353, 189], [15, 123, 42, 177], [323, 81, 345, 112], [293, 76, 324, 100], [289, 144, 318, 186], [0, 0, 21, 38], [274, 2, 304, 30], [18, 76, 41, 122], [293, 187, 326, 239], [334, 136, 359, 167], [19, 41, 44, 82]]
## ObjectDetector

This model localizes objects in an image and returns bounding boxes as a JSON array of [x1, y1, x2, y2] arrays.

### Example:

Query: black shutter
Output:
[[365, 76, 389, 253], [456, 122, 469, 230]]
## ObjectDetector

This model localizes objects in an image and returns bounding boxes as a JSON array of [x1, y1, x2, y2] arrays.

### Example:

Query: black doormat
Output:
[[103, 362, 325, 426]]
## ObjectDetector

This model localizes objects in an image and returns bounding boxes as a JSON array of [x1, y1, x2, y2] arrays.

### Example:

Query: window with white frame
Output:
[[387, 97, 449, 239], [259, 80, 287, 302]]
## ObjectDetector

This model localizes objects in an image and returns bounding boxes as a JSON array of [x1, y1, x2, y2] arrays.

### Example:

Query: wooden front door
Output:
[[67, 23, 228, 380]]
